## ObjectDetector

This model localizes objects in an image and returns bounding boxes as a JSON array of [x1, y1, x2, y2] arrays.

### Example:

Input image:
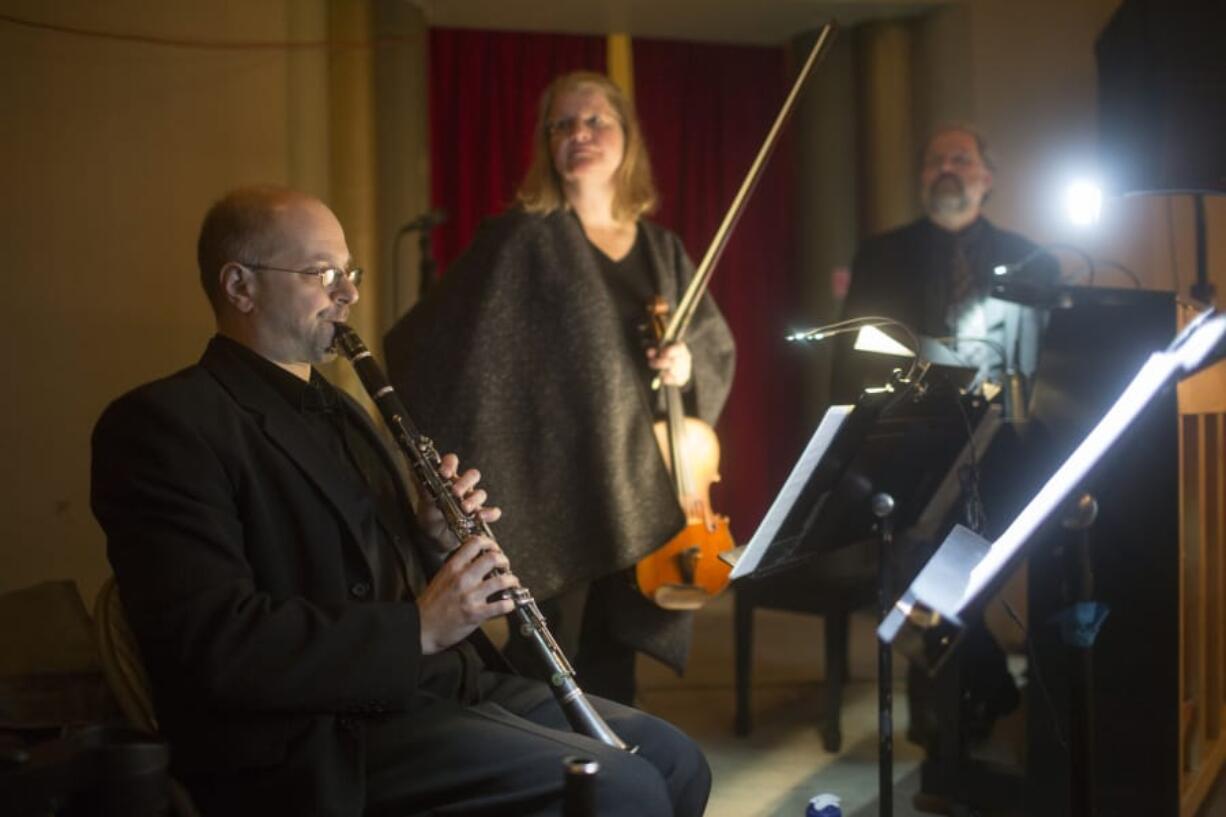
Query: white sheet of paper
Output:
[[730, 404, 854, 579]]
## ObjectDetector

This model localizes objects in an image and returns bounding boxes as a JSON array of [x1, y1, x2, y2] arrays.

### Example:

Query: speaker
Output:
[[1096, 0, 1226, 193]]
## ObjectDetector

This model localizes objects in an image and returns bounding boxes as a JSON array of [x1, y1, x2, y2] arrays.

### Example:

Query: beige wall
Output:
[[0, 1, 427, 604], [793, 28, 859, 422], [799, 0, 1224, 397], [3, 0, 1221, 612], [965, 0, 1224, 297], [792, 0, 1226, 661]]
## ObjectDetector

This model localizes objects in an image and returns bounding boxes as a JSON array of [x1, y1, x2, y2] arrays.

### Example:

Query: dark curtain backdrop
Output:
[[428, 30, 803, 544], [632, 38, 803, 542], [428, 28, 606, 269]]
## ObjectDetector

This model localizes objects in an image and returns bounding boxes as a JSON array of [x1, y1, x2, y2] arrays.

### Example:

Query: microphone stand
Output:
[[416, 227, 437, 301], [1191, 193, 1216, 304], [393, 210, 447, 315], [873, 492, 897, 817]]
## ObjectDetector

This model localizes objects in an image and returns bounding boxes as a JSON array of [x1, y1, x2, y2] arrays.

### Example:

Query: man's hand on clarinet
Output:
[[417, 453, 503, 554], [417, 534, 519, 654]]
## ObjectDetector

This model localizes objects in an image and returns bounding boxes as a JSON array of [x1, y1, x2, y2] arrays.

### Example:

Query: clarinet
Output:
[[331, 323, 630, 751]]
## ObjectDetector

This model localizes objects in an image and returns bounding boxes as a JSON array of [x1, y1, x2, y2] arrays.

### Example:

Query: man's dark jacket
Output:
[[91, 337, 494, 812], [834, 216, 1056, 402]]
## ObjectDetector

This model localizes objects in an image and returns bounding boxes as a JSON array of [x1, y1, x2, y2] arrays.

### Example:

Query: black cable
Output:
[[1044, 243, 1095, 285], [1166, 196, 1181, 293], [951, 393, 988, 535], [1000, 598, 1069, 754], [1090, 259, 1143, 288]]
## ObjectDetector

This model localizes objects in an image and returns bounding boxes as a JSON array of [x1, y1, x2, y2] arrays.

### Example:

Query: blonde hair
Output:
[[517, 71, 658, 221]]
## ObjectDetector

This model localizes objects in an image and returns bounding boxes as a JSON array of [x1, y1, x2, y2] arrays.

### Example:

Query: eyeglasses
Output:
[[546, 113, 620, 139], [243, 262, 364, 289]]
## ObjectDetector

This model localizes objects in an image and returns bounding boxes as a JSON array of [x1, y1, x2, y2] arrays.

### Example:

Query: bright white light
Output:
[[1064, 179, 1103, 226], [993, 264, 1008, 276], [854, 325, 914, 357]]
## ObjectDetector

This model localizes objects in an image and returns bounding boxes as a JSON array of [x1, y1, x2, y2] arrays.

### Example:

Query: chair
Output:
[[93, 577, 159, 734], [94, 577, 201, 817], [733, 542, 878, 753]]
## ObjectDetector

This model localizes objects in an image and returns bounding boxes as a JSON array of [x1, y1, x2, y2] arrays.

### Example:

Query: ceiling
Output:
[[413, 0, 948, 46]]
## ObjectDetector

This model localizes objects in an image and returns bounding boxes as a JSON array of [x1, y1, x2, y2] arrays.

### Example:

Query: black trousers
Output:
[[185, 672, 709, 817]]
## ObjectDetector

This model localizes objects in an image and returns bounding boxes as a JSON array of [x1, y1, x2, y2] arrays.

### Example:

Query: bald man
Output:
[[91, 186, 710, 817]]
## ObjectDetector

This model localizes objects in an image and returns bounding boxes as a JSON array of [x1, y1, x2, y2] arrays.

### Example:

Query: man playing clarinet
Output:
[[91, 185, 710, 817]]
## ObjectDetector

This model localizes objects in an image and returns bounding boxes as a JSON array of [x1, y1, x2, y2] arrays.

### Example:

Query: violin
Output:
[[634, 296, 735, 610], [632, 22, 838, 609]]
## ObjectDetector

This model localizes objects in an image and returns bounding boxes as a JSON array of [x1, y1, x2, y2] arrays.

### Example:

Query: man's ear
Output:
[[220, 262, 257, 313]]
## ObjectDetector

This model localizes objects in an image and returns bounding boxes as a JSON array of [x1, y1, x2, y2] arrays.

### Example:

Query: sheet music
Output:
[[730, 404, 854, 579]]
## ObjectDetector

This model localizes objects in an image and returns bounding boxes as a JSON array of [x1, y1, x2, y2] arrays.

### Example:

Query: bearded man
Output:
[[828, 127, 1060, 754], [833, 125, 1058, 403]]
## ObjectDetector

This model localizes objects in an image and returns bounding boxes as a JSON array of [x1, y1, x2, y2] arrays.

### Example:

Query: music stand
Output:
[[879, 308, 1226, 815], [729, 377, 1002, 817]]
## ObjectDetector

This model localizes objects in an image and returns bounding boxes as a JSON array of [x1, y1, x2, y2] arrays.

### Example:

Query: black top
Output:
[[587, 224, 673, 410], [589, 222, 697, 419]]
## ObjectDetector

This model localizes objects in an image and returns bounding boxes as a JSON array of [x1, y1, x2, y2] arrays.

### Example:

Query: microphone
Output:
[[393, 209, 449, 308], [398, 208, 449, 234], [991, 241, 1092, 278], [990, 246, 1046, 279], [990, 246, 1074, 309]]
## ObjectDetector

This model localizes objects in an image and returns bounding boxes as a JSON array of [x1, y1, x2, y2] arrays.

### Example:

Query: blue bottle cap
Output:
[[806, 792, 842, 817]]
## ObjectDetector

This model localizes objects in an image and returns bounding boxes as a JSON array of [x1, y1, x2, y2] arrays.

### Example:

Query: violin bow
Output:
[[656, 21, 839, 363]]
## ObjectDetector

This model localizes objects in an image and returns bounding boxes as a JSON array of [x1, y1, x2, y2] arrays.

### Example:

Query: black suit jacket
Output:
[[91, 337, 491, 791], [833, 217, 1057, 402]]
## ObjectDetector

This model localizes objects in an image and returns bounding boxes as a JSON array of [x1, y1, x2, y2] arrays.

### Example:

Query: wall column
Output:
[[326, 0, 379, 396], [856, 21, 916, 235], [793, 29, 859, 421], [373, 0, 429, 328]]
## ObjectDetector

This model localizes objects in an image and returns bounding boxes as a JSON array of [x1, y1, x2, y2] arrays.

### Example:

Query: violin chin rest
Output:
[[653, 584, 713, 611]]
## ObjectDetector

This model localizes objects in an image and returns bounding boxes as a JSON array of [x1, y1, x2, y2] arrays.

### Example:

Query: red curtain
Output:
[[428, 28, 606, 270], [428, 30, 803, 543], [633, 39, 803, 542]]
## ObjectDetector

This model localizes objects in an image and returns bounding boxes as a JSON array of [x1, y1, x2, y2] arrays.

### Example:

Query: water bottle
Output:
[[805, 792, 842, 817]]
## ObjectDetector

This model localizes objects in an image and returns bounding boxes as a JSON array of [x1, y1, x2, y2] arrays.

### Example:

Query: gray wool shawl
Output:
[[383, 209, 735, 671]]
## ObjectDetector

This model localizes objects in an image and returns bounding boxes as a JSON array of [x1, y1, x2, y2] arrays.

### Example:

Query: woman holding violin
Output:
[[384, 71, 735, 704]]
